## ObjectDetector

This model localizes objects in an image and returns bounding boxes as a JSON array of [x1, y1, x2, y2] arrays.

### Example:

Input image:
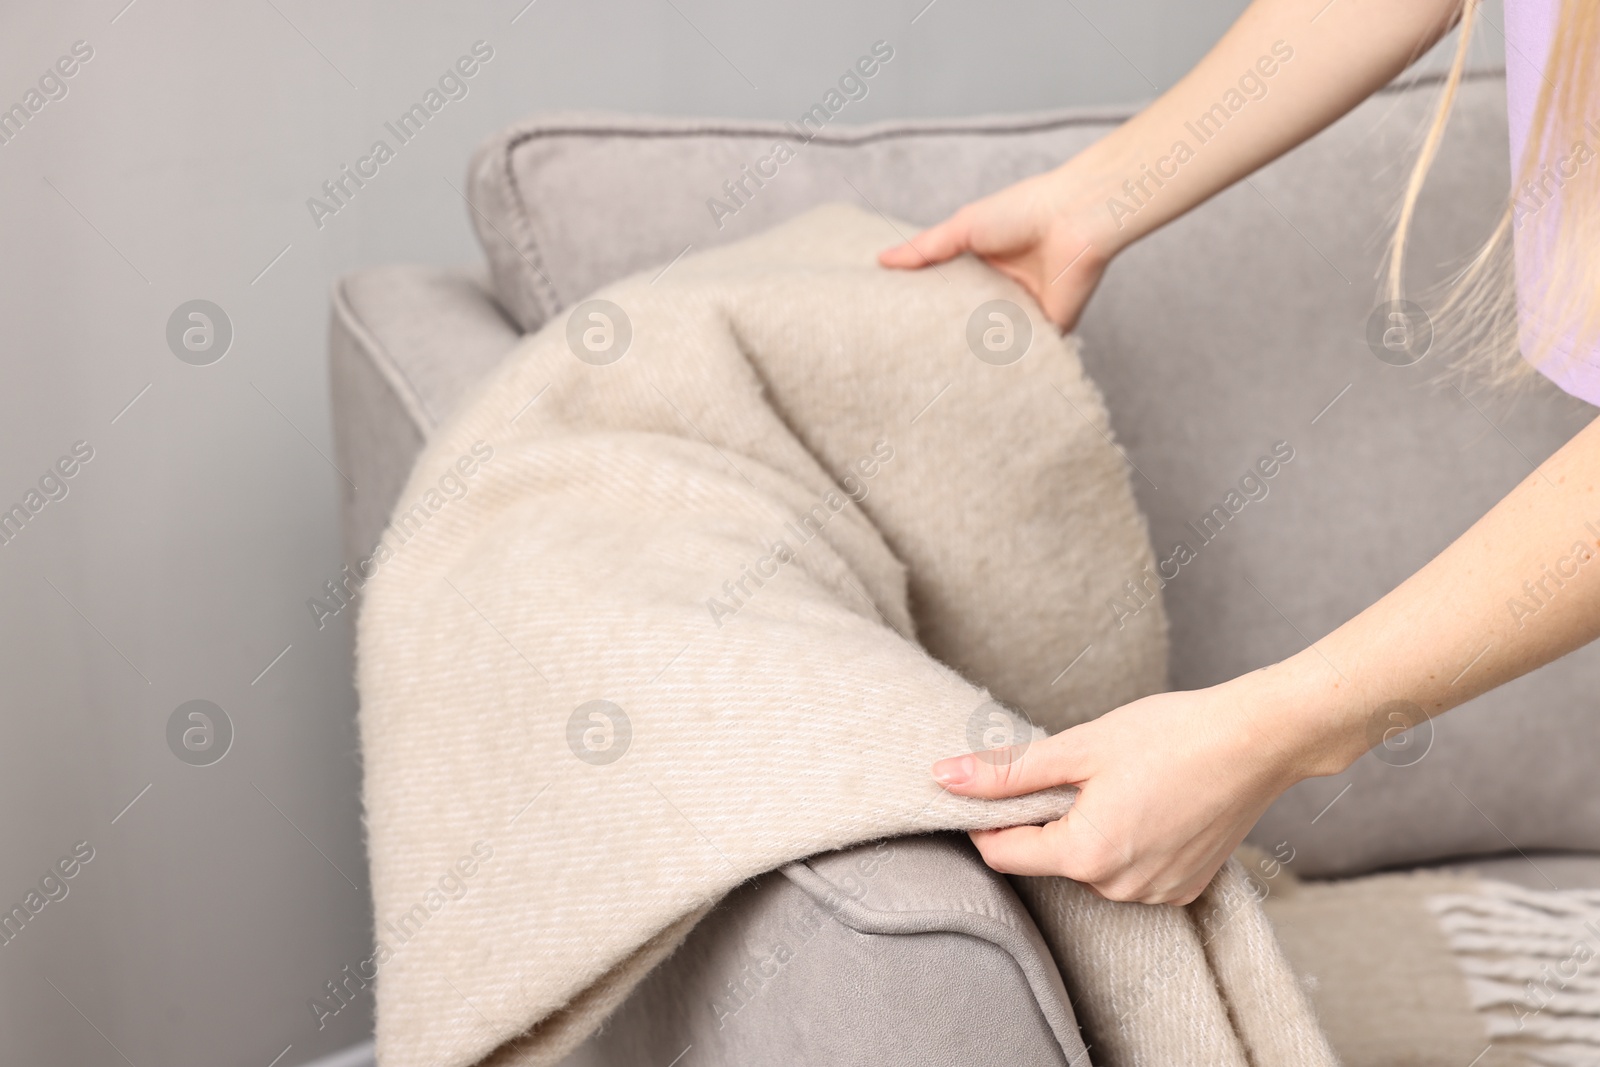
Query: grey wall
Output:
[[0, 2, 1501, 1065]]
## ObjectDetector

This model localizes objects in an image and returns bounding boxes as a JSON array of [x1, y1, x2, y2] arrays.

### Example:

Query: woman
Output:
[[885, 0, 1600, 904]]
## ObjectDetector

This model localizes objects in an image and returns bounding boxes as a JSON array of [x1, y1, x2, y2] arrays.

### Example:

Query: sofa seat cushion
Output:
[[1259, 850, 1600, 1067]]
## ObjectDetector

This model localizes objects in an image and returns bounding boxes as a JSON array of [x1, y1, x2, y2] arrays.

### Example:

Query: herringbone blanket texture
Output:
[[356, 203, 1338, 1067]]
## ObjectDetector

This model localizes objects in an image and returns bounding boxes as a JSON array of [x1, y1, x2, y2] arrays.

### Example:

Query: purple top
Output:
[[1504, 0, 1600, 404]]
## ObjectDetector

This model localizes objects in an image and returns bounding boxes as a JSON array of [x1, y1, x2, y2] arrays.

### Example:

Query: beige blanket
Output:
[[356, 203, 1337, 1066]]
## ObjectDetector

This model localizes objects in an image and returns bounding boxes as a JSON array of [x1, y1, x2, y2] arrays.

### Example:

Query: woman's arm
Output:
[[880, 0, 1465, 327], [934, 415, 1600, 904]]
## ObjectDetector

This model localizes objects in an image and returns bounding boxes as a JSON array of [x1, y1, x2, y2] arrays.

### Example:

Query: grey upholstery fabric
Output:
[[1428, 850, 1600, 892], [328, 273, 1089, 1067], [464, 107, 1128, 333], [326, 74, 1600, 1067], [328, 264, 519, 574], [457, 73, 1600, 877], [557, 835, 1089, 1067]]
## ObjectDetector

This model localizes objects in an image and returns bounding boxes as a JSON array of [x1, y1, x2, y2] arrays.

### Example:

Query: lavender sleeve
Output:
[[1504, 0, 1600, 405]]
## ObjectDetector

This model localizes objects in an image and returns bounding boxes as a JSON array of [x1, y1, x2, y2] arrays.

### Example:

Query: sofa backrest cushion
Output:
[[462, 74, 1600, 878]]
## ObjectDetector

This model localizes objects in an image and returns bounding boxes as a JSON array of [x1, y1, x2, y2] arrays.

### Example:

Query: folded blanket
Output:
[[356, 203, 1336, 1066]]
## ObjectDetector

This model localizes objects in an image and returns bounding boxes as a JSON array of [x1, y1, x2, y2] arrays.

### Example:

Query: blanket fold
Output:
[[357, 203, 1334, 1067]]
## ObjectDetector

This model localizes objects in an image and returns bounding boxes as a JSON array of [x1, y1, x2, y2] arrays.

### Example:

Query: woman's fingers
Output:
[[968, 824, 1064, 877], [969, 815, 1136, 885], [877, 212, 970, 269], [971, 818, 1207, 904], [931, 687, 1300, 906], [932, 728, 1088, 798]]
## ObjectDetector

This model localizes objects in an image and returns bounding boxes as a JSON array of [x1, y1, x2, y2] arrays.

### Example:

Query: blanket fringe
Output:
[[1427, 882, 1600, 1066]]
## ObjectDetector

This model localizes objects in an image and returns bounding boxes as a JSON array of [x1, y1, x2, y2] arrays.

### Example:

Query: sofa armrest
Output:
[[327, 264, 522, 576], [558, 834, 1090, 1067]]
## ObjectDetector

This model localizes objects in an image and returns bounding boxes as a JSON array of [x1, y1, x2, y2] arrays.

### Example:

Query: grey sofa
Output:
[[330, 70, 1600, 1065]]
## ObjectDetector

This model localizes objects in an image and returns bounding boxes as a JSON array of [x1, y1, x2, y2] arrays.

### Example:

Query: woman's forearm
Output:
[[1245, 415, 1600, 779], [1054, 0, 1465, 255]]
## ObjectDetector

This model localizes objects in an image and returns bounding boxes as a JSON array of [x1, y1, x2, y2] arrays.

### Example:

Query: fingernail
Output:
[[932, 755, 975, 787]]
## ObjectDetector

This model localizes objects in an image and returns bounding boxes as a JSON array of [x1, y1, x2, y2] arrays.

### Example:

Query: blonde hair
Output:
[[1387, 0, 1600, 388]]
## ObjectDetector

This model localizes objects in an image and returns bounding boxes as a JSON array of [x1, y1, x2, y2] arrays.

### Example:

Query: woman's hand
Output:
[[879, 0, 1470, 331], [933, 672, 1340, 905], [932, 411, 1600, 906], [877, 171, 1115, 330]]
